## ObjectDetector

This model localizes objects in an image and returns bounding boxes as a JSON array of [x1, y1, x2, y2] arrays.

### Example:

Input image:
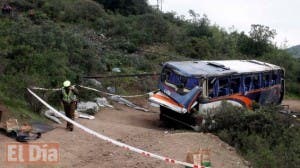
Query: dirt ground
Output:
[[0, 99, 251, 168], [1, 98, 299, 168], [282, 99, 300, 112]]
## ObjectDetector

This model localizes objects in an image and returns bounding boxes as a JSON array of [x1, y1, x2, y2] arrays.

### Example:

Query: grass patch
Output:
[[0, 92, 46, 123]]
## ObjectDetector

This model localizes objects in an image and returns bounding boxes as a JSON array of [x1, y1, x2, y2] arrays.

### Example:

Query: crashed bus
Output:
[[149, 60, 285, 131]]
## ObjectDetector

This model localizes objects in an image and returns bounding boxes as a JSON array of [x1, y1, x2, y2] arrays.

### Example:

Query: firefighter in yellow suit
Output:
[[61, 80, 78, 131]]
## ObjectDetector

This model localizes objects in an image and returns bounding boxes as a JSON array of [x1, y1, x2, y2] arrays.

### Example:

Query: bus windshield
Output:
[[161, 68, 200, 94]]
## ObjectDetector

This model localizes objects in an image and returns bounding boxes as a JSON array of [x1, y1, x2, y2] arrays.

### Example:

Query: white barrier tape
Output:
[[27, 88, 204, 168], [31, 86, 61, 91], [78, 85, 155, 98], [31, 85, 155, 98]]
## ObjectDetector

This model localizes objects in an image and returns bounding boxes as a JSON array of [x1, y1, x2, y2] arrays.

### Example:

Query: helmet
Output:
[[63, 80, 71, 87]]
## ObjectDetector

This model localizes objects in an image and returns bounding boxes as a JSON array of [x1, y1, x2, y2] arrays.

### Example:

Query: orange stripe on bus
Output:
[[152, 93, 183, 107], [228, 95, 252, 109], [212, 94, 252, 109], [247, 84, 280, 94]]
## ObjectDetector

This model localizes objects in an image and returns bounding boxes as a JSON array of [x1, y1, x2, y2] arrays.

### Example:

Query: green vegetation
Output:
[[0, 1, 299, 167], [213, 103, 300, 168], [0, 0, 299, 102], [286, 44, 300, 58]]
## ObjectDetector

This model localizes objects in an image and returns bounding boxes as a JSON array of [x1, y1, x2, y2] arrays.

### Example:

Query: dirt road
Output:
[[1, 100, 248, 168], [282, 99, 300, 112]]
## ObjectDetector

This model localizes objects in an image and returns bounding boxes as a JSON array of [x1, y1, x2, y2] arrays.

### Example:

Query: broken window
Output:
[[207, 77, 230, 97], [272, 72, 280, 85], [161, 68, 200, 94], [253, 74, 260, 89], [168, 72, 181, 86], [185, 78, 199, 90], [218, 78, 230, 96], [230, 77, 241, 93], [263, 73, 271, 87], [244, 76, 253, 91], [161, 69, 170, 82], [208, 78, 216, 97]]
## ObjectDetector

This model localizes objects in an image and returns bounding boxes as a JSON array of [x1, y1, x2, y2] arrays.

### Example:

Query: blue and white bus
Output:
[[149, 60, 285, 130]]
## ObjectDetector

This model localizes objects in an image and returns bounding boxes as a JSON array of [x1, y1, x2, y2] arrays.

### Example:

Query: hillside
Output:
[[0, 0, 299, 103], [0, 1, 300, 167], [286, 45, 300, 58]]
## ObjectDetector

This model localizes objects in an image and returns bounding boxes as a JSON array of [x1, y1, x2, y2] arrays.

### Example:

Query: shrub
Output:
[[213, 103, 300, 168], [96, 0, 151, 16]]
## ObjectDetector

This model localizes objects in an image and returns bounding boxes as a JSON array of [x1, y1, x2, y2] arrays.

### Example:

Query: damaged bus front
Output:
[[149, 60, 285, 131]]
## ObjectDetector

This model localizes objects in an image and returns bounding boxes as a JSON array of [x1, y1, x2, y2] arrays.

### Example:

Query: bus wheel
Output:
[[159, 106, 168, 121], [159, 106, 176, 127]]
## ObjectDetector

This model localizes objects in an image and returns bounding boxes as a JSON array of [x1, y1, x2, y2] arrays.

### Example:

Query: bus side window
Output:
[[263, 73, 271, 87], [230, 77, 240, 93], [272, 72, 279, 85], [253, 74, 260, 89], [218, 78, 231, 96], [208, 78, 215, 98], [244, 76, 253, 91]]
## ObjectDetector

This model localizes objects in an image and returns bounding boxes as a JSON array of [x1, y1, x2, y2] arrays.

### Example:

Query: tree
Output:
[[186, 10, 212, 38], [249, 24, 276, 44], [238, 25, 277, 57], [96, 0, 150, 16]]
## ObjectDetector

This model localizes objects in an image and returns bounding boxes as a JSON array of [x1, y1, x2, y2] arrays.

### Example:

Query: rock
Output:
[[95, 97, 113, 108], [88, 79, 102, 88], [107, 87, 116, 94], [243, 160, 251, 166], [112, 67, 121, 73], [77, 101, 99, 115]]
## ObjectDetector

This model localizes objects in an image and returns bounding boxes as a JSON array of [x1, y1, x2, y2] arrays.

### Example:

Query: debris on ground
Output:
[[20, 123, 32, 133], [16, 132, 41, 142], [186, 148, 212, 168], [75, 111, 95, 120], [45, 108, 96, 123], [96, 97, 113, 108], [107, 86, 116, 93], [77, 101, 99, 115], [0, 118, 43, 142], [109, 95, 149, 112], [44, 109, 63, 124], [30, 122, 55, 133], [5, 118, 20, 133]]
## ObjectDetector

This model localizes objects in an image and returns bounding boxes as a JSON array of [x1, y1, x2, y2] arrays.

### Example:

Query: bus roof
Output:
[[164, 60, 282, 78]]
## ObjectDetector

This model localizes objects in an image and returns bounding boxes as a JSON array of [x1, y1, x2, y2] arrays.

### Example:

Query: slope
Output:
[[286, 44, 300, 58]]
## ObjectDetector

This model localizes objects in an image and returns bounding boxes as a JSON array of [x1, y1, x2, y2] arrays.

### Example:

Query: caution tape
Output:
[[77, 85, 155, 98], [27, 88, 205, 168], [31, 86, 61, 91], [31, 85, 155, 98]]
